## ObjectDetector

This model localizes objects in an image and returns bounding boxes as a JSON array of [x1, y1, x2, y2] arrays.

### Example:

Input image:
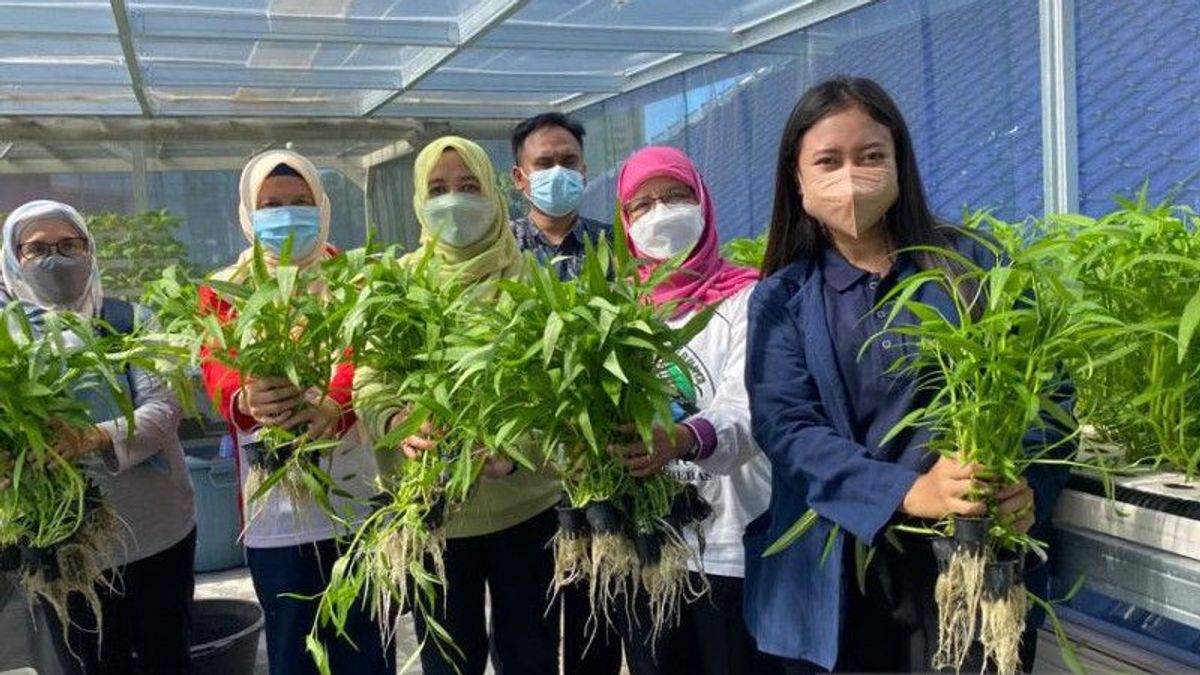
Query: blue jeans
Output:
[[247, 538, 393, 675]]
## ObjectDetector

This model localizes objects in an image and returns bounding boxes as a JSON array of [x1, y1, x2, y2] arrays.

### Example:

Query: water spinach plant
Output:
[[145, 242, 365, 521], [0, 302, 187, 638], [484, 232, 714, 638], [1037, 191, 1200, 476]]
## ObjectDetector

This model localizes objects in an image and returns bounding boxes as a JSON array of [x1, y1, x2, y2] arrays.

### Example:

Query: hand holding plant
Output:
[[610, 423, 696, 478], [900, 455, 987, 520]]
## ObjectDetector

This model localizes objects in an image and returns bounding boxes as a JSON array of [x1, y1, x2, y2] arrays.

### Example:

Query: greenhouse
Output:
[[0, 0, 1198, 673]]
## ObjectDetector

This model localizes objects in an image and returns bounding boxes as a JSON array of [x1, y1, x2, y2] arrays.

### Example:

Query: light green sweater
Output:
[[354, 365, 560, 539]]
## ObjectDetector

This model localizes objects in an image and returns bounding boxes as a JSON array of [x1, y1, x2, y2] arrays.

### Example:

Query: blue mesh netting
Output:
[[576, 0, 1042, 240], [1076, 0, 1200, 215]]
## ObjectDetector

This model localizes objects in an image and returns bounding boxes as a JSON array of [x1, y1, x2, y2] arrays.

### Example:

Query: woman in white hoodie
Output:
[[1, 200, 196, 674], [610, 146, 778, 675]]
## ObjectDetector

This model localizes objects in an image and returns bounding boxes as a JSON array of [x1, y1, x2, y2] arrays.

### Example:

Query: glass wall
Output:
[[0, 167, 367, 271]]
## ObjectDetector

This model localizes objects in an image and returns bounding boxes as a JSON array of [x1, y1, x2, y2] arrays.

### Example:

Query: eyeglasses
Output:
[[16, 237, 88, 260], [624, 188, 697, 222]]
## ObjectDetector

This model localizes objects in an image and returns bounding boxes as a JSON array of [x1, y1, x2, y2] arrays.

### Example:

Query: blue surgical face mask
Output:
[[251, 206, 321, 259], [526, 166, 584, 217]]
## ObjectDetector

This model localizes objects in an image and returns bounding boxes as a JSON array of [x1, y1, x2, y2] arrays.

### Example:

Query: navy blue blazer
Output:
[[742, 238, 1070, 667]]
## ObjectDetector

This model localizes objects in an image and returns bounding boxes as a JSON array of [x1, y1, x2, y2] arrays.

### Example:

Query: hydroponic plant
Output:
[[0, 302, 183, 636], [306, 246, 506, 671], [1038, 190, 1200, 476], [869, 225, 1113, 675], [145, 242, 365, 520], [483, 231, 714, 638]]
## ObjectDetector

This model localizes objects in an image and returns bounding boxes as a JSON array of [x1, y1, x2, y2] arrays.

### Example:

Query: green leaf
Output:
[[1178, 286, 1200, 362], [764, 508, 818, 556], [543, 313, 564, 368]]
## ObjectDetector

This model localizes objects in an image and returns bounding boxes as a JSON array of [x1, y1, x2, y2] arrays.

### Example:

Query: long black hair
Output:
[[762, 76, 951, 277]]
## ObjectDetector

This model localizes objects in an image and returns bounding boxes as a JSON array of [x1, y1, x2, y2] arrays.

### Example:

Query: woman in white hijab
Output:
[[1, 199, 196, 674], [198, 150, 390, 675]]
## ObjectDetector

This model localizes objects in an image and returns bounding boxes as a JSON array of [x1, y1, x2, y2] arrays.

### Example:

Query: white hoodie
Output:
[[666, 284, 772, 578]]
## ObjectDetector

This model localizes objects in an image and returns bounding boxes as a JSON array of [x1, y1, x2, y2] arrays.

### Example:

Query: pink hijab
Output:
[[618, 146, 758, 313]]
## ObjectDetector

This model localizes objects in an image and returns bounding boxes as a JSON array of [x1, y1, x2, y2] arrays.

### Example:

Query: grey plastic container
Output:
[[186, 455, 244, 572]]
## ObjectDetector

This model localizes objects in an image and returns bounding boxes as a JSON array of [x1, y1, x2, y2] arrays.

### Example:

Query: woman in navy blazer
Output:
[[742, 77, 1068, 673]]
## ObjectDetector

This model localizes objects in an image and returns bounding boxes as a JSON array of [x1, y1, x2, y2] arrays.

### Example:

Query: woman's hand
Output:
[[996, 478, 1036, 533], [47, 419, 112, 463], [238, 376, 304, 426], [900, 455, 987, 520], [274, 389, 343, 441], [610, 424, 696, 478], [387, 411, 438, 460], [481, 455, 516, 479]]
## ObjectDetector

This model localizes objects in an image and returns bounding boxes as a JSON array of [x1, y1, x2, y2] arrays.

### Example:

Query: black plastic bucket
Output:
[[190, 599, 264, 675]]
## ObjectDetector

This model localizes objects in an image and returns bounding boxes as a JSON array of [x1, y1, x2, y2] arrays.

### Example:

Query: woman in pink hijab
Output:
[[611, 146, 779, 675]]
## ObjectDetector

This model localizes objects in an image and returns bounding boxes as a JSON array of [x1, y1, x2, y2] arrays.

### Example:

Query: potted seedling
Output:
[[870, 223, 1118, 675], [483, 231, 714, 636], [307, 246, 505, 671], [0, 303, 185, 638], [145, 241, 364, 523]]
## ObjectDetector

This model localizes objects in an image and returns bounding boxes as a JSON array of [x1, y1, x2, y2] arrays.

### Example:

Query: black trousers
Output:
[[779, 538, 1038, 673], [247, 537, 394, 675], [562, 578, 623, 675], [413, 507, 560, 675], [45, 527, 196, 675], [620, 572, 781, 675]]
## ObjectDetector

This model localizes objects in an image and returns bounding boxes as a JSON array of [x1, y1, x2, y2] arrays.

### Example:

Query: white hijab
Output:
[[1, 199, 102, 318], [214, 149, 334, 282]]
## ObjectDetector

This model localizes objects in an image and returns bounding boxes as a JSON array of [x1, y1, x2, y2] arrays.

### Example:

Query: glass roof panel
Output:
[[0, 0, 864, 118]]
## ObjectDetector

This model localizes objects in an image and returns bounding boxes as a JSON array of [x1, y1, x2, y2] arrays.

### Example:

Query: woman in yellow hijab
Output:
[[402, 135, 524, 282], [360, 137, 560, 675]]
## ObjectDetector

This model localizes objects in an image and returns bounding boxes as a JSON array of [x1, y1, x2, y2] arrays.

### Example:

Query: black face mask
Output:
[[21, 254, 92, 306]]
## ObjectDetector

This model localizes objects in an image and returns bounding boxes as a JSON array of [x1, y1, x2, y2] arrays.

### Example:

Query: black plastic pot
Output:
[[556, 504, 591, 538], [243, 441, 291, 472], [20, 545, 59, 581], [634, 531, 662, 568], [0, 544, 20, 572], [930, 537, 956, 574], [668, 484, 713, 527], [983, 559, 1019, 599], [952, 515, 990, 553], [584, 501, 623, 535], [423, 495, 446, 531]]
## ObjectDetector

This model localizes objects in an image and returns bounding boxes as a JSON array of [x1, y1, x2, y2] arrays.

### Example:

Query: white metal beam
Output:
[[0, 155, 364, 175], [111, 0, 155, 116], [1039, 0, 1079, 215], [561, 0, 875, 113], [479, 21, 735, 53], [0, 142, 13, 161], [132, 6, 459, 47], [0, 117, 423, 142], [419, 68, 622, 93], [360, 0, 530, 116], [143, 63, 403, 90]]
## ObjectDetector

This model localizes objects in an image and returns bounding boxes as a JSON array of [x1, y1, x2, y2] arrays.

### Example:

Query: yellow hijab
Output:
[[213, 149, 334, 282], [401, 136, 523, 283]]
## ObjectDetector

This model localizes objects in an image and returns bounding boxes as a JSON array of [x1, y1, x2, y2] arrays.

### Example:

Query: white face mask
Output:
[[421, 192, 496, 248], [629, 202, 704, 260]]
